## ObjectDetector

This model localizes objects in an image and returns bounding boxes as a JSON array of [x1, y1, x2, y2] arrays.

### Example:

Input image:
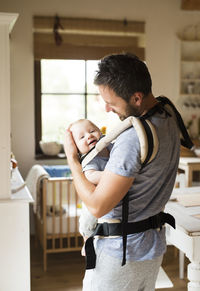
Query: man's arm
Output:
[[64, 130, 134, 218]]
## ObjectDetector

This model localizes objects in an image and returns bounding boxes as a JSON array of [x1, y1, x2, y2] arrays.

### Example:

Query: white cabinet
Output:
[[0, 12, 33, 291], [0, 12, 18, 199]]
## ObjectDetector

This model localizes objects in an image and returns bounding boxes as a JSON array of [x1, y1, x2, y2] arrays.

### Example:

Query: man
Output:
[[64, 53, 180, 291]]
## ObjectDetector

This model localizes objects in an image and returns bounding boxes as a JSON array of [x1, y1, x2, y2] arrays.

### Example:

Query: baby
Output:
[[69, 119, 112, 252]]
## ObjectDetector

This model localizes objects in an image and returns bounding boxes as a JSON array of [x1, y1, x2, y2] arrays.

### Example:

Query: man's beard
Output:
[[119, 103, 141, 121]]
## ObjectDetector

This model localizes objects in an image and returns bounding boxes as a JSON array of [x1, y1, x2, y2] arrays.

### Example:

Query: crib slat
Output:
[[59, 181, 63, 249], [74, 187, 78, 247], [43, 179, 47, 271], [67, 181, 70, 247], [52, 182, 56, 249]]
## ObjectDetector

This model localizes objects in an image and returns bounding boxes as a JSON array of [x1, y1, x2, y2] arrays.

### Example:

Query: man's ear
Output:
[[129, 92, 144, 106]]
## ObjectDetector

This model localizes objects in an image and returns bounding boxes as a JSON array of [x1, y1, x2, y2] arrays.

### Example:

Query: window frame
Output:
[[34, 60, 42, 156]]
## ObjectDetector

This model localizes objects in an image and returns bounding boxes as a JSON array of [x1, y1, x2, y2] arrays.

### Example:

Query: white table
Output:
[[166, 187, 200, 291], [179, 157, 200, 187]]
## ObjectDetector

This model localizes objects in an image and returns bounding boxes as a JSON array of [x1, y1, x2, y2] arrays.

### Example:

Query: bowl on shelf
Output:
[[39, 141, 62, 156], [194, 147, 200, 157]]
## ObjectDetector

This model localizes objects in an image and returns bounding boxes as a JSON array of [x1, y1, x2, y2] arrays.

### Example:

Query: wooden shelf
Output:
[[180, 94, 200, 97], [181, 78, 200, 82], [181, 60, 200, 63]]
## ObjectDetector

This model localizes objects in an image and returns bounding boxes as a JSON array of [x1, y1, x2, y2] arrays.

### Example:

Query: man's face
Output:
[[98, 85, 141, 120]]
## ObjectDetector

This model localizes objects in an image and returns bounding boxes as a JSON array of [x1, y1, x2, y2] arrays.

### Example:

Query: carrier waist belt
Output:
[[85, 212, 175, 270]]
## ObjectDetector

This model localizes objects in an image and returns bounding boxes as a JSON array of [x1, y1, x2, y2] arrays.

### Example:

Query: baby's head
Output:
[[70, 119, 101, 155]]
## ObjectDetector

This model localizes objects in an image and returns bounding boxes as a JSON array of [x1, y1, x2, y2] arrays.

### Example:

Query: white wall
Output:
[[0, 0, 200, 178]]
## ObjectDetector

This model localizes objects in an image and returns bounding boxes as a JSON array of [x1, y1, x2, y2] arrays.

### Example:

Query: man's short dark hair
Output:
[[94, 53, 152, 101]]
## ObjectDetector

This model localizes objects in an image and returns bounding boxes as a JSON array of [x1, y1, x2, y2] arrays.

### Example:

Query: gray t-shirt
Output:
[[96, 109, 180, 261]]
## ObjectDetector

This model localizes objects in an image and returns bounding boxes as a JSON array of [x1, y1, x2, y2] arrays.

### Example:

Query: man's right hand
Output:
[[63, 129, 79, 163]]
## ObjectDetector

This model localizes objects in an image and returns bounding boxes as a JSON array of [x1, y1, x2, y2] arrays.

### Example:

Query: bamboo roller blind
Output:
[[181, 0, 200, 10], [33, 16, 145, 60]]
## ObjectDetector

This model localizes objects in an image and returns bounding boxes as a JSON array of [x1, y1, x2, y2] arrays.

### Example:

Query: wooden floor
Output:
[[31, 237, 189, 291]]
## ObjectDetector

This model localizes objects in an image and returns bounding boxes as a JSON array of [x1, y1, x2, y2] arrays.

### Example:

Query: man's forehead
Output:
[[98, 86, 117, 102]]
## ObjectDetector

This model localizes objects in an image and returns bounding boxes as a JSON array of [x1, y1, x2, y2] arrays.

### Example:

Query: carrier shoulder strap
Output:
[[121, 192, 129, 266], [81, 116, 159, 168], [156, 96, 194, 150]]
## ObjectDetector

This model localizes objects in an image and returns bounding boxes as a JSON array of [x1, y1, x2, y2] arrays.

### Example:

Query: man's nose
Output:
[[105, 103, 112, 112]]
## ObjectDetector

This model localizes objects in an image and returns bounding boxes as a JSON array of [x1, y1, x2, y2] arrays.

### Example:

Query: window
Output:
[[35, 59, 119, 155]]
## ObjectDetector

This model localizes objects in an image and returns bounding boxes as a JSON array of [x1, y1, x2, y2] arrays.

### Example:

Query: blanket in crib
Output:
[[43, 165, 71, 177], [25, 164, 49, 214]]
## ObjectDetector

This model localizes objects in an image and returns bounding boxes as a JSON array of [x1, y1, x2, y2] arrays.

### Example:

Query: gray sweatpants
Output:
[[82, 248, 163, 291]]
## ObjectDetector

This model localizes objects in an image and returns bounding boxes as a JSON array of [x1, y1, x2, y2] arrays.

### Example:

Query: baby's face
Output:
[[71, 120, 101, 154]]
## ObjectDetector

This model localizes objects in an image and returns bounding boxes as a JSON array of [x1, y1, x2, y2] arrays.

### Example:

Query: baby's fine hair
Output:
[[69, 119, 99, 130]]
